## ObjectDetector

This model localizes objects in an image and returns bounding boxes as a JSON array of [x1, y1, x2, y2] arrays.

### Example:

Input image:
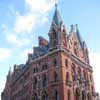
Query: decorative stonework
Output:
[[1, 5, 96, 100]]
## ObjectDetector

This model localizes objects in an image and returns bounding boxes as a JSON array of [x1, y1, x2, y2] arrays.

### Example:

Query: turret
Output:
[[49, 4, 67, 49]]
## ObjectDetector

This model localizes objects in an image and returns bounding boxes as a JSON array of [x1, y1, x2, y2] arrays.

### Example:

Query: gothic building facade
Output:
[[1, 6, 96, 100]]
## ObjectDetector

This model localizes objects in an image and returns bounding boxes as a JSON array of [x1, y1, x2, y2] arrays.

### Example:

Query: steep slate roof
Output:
[[53, 4, 63, 28], [76, 24, 84, 48], [32, 46, 49, 59]]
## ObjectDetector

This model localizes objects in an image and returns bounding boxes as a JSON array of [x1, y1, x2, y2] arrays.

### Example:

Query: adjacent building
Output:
[[1, 5, 96, 100]]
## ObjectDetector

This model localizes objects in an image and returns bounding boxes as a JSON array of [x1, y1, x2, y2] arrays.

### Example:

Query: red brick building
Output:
[[1, 5, 96, 100]]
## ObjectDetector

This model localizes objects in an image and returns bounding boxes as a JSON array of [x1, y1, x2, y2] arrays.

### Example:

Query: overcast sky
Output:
[[0, 0, 100, 99]]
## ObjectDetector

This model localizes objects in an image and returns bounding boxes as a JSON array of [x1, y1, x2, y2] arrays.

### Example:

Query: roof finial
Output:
[[70, 24, 75, 32], [55, 3, 58, 10], [76, 24, 78, 30]]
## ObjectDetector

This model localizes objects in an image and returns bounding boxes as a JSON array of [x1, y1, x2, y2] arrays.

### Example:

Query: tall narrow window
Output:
[[42, 91, 48, 100], [66, 72, 69, 82], [43, 74, 48, 87], [55, 90, 58, 100], [82, 91, 85, 100], [52, 29, 56, 39], [54, 72, 58, 82], [34, 78, 38, 89], [42, 64, 48, 71], [33, 93, 37, 100], [71, 63, 76, 81], [78, 67, 81, 77], [53, 58, 57, 66], [83, 70, 86, 80], [65, 59, 68, 67], [67, 90, 70, 100], [74, 48, 77, 56]]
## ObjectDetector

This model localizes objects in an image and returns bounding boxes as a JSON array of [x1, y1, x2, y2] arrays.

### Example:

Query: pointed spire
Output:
[[70, 24, 75, 32], [76, 24, 83, 48], [53, 4, 63, 28]]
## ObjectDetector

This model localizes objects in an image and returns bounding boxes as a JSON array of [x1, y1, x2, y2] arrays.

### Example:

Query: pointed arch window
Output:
[[65, 59, 68, 67], [42, 91, 48, 100], [66, 72, 70, 82], [78, 67, 82, 77], [74, 42, 78, 56], [55, 90, 59, 100], [33, 78, 38, 89], [53, 58, 57, 66], [53, 40, 57, 47], [33, 93, 38, 100], [43, 74, 48, 87], [82, 91, 86, 100], [83, 70, 87, 80], [54, 72, 58, 82], [42, 64, 48, 71], [71, 63, 76, 81], [67, 90, 71, 100]]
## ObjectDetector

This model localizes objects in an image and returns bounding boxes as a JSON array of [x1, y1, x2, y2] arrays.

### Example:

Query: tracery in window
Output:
[[42, 91, 48, 100], [42, 64, 48, 71]]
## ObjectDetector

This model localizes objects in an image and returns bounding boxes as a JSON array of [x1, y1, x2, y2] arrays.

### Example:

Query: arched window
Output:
[[43, 74, 48, 87], [33, 78, 38, 89], [83, 70, 86, 80], [55, 90, 59, 100], [53, 58, 57, 66], [76, 88, 81, 100], [65, 59, 68, 67], [82, 91, 86, 100], [33, 93, 38, 100], [42, 64, 48, 71], [66, 72, 70, 82], [74, 48, 77, 56], [74, 42, 78, 56], [42, 91, 48, 100], [52, 29, 57, 39], [54, 72, 58, 82], [87, 93, 91, 100], [90, 74, 92, 82], [78, 67, 82, 77], [33, 67, 38, 73], [53, 40, 57, 47], [71, 63, 76, 81], [67, 90, 70, 100]]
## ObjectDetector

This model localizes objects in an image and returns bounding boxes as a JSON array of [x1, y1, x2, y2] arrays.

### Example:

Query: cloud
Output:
[[14, 14, 35, 33], [25, 0, 56, 14], [14, 0, 57, 34], [89, 52, 100, 94], [21, 48, 33, 62], [0, 48, 12, 61], [6, 33, 31, 47]]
